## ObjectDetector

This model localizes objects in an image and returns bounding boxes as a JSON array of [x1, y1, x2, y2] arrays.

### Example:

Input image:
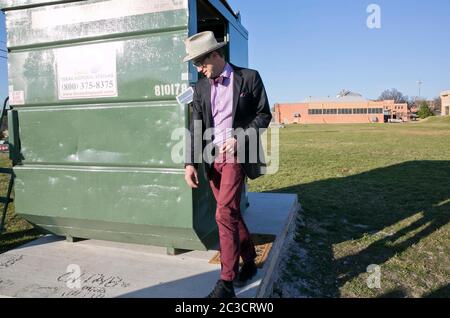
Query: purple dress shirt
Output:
[[210, 63, 234, 147]]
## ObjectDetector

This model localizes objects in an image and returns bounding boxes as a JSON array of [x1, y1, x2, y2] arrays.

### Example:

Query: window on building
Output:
[[338, 108, 352, 114], [308, 109, 323, 115], [369, 108, 383, 114], [323, 109, 337, 115]]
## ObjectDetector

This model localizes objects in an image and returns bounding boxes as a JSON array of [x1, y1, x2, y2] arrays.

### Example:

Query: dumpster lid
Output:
[[1, 0, 240, 17], [220, 0, 238, 18]]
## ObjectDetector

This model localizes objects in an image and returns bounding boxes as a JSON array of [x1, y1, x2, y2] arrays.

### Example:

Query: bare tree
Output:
[[433, 97, 442, 112], [407, 96, 417, 110], [378, 88, 408, 103]]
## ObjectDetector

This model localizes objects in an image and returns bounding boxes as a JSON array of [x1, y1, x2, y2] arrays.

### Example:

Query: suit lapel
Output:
[[232, 67, 243, 126], [203, 79, 213, 129]]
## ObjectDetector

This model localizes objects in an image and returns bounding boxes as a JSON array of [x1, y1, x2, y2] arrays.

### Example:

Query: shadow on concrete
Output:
[[116, 269, 259, 298], [12, 234, 65, 250], [270, 160, 450, 298]]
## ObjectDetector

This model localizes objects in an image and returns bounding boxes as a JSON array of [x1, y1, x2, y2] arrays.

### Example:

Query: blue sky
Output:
[[1, 1, 449, 105], [227, 0, 450, 104]]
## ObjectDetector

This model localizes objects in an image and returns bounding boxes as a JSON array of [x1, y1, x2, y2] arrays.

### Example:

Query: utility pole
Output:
[[417, 80, 423, 99]]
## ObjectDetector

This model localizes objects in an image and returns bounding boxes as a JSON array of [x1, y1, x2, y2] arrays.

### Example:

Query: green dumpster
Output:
[[1, 0, 249, 251]]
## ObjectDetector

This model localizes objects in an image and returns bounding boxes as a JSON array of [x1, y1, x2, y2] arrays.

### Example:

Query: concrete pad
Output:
[[0, 192, 299, 298]]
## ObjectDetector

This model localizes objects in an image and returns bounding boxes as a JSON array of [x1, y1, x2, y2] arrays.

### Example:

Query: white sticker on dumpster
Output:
[[9, 85, 25, 105], [56, 43, 118, 100], [9, 90, 25, 105]]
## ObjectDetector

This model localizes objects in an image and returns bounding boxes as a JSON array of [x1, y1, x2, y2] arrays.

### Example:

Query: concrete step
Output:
[[0, 192, 299, 298]]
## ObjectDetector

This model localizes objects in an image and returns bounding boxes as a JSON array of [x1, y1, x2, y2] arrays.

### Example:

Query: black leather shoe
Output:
[[233, 261, 257, 288], [206, 280, 236, 298]]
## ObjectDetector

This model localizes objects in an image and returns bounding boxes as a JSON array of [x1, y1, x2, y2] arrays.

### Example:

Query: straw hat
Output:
[[183, 31, 227, 62]]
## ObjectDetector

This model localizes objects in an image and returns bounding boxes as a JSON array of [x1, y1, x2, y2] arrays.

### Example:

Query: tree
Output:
[[433, 97, 442, 113], [406, 96, 416, 110], [378, 88, 408, 103], [418, 101, 434, 119]]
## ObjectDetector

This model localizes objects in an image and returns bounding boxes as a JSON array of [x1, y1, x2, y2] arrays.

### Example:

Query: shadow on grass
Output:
[[424, 284, 450, 298], [0, 228, 44, 254], [376, 289, 407, 298], [270, 160, 450, 297]]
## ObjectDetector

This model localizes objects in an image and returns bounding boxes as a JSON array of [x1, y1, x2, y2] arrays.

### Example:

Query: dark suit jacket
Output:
[[185, 64, 272, 180]]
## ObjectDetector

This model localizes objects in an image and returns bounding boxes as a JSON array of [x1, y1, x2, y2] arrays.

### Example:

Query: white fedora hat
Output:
[[183, 31, 227, 62]]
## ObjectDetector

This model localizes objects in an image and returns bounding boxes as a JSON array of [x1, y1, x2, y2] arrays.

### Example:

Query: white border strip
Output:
[[32, 0, 188, 29]]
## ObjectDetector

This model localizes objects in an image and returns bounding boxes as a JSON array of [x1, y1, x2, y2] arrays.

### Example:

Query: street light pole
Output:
[[417, 80, 423, 99]]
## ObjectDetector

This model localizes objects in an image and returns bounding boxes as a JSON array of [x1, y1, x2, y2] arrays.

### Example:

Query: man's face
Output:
[[193, 52, 222, 79]]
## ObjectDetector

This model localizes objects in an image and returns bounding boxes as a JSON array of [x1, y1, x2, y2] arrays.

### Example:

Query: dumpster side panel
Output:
[[4, 0, 247, 250], [21, 214, 209, 250], [15, 102, 185, 168], [5, 0, 189, 48], [8, 32, 190, 105], [5, 0, 211, 250], [14, 166, 192, 227]]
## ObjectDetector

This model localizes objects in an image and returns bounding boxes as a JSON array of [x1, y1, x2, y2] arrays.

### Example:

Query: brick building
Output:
[[273, 91, 409, 124], [441, 90, 450, 116]]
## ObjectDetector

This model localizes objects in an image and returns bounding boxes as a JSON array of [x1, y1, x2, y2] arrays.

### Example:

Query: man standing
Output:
[[183, 31, 272, 298]]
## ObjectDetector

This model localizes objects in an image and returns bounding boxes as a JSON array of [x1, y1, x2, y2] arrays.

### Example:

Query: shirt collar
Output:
[[210, 63, 233, 85], [220, 63, 233, 79]]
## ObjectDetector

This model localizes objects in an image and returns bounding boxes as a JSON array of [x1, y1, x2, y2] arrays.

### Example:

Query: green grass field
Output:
[[249, 116, 450, 298], [1, 117, 449, 297]]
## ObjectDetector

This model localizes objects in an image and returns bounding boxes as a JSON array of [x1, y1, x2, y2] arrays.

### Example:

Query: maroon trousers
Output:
[[209, 153, 257, 281]]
